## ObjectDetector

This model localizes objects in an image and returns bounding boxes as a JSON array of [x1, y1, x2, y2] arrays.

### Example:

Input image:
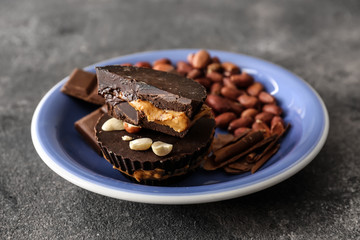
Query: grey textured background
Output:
[[1, 0, 360, 239]]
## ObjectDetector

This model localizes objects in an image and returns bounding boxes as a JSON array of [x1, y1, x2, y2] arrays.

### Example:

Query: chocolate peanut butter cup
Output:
[[96, 66, 208, 137], [95, 114, 215, 185], [96, 65, 207, 118]]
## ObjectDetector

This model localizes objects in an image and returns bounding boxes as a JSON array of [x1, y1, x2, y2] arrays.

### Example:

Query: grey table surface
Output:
[[1, 0, 359, 239]]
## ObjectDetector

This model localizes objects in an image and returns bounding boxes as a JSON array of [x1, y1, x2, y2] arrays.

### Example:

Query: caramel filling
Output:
[[128, 99, 212, 132]]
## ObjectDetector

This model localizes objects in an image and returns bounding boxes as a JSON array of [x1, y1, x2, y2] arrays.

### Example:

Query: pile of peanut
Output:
[[126, 49, 285, 135]]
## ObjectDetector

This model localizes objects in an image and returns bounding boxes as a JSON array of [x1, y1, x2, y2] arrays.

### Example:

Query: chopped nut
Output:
[[101, 118, 125, 131], [129, 138, 153, 151], [123, 122, 142, 133], [122, 135, 133, 141], [151, 141, 173, 156]]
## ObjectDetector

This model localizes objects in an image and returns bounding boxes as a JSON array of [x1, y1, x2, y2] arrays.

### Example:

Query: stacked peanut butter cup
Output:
[[93, 66, 215, 185]]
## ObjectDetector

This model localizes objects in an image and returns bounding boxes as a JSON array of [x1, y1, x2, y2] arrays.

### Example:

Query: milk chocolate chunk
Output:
[[61, 68, 105, 105], [96, 66, 207, 118], [74, 105, 107, 154]]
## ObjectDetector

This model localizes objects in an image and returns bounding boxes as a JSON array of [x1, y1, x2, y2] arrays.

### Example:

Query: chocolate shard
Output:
[[202, 134, 276, 171], [61, 68, 105, 105], [74, 105, 108, 154], [214, 131, 265, 163], [227, 160, 254, 172], [96, 65, 207, 118], [223, 166, 246, 174], [251, 144, 280, 173], [253, 123, 290, 162]]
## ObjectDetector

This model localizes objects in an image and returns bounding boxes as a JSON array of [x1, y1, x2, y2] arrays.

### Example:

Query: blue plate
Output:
[[31, 49, 329, 204]]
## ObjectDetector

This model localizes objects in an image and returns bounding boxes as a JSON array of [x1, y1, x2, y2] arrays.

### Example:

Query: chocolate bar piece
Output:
[[96, 66, 207, 118], [74, 105, 107, 154], [61, 68, 105, 105]]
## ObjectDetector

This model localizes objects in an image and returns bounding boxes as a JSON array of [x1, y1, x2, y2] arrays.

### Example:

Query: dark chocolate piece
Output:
[[251, 144, 280, 173], [225, 161, 254, 173], [61, 68, 105, 105], [107, 102, 190, 138], [107, 102, 140, 125], [214, 131, 265, 163], [96, 65, 207, 118], [202, 133, 276, 171], [74, 105, 107, 154], [95, 114, 215, 184]]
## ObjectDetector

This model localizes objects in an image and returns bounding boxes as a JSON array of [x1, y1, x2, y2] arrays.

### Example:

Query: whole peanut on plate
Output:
[[150, 49, 284, 133]]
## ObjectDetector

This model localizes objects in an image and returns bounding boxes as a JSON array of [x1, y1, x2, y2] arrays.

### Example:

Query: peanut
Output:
[[263, 104, 283, 116], [207, 63, 222, 73], [271, 116, 285, 129], [228, 100, 244, 115], [210, 82, 223, 95], [187, 53, 195, 65], [221, 62, 240, 75], [258, 91, 275, 104], [223, 77, 238, 89], [176, 61, 193, 74], [123, 122, 142, 133], [241, 108, 259, 119], [153, 58, 171, 66], [271, 121, 285, 136], [101, 118, 125, 131], [206, 71, 223, 82], [187, 69, 203, 79], [211, 56, 221, 64], [129, 138, 153, 151], [237, 94, 259, 109], [134, 61, 152, 68], [234, 127, 251, 137], [194, 78, 212, 89], [192, 50, 211, 69], [252, 120, 270, 137], [122, 135, 133, 141], [230, 73, 254, 88], [206, 94, 231, 113], [215, 112, 237, 128], [221, 86, 244, 101], [247, 82, 264, 97], [228, 117, 254, 132], [153, 63, 174, 72], [255, 112, 274, 124], [151, 141, 173, 156]]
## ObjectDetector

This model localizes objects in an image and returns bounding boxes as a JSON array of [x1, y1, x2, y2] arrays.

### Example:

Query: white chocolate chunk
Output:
[[101, 118, 125, 131], [151, 141, 173, 156], [122, 135, 133, 141], [129, 138, 153, 151]]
